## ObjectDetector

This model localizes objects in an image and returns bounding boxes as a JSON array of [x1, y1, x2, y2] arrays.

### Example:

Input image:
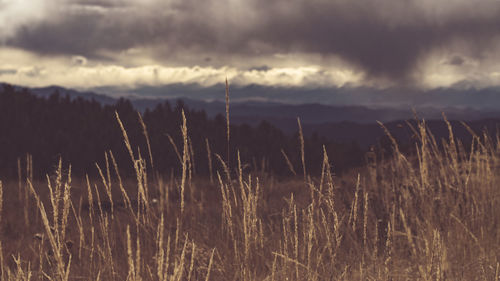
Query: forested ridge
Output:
[[0, 84, 365, 178]]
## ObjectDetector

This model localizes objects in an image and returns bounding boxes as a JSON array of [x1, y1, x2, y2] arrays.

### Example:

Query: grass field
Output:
[[1, 110, 500, 281]]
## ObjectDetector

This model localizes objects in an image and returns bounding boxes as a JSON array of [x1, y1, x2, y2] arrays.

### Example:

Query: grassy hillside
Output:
[[0, 109, 499, 280]]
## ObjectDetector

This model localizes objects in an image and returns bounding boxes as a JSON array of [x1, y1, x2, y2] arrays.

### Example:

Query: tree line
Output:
[[0, 84, 365, 179]]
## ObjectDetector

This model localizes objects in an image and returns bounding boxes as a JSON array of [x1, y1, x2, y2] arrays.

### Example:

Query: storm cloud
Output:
[[3, 0, 500, 84], [0, 68, 17, 75]]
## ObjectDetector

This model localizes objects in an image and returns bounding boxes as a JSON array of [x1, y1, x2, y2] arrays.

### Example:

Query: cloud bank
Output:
[[1, 0, 500, 88]]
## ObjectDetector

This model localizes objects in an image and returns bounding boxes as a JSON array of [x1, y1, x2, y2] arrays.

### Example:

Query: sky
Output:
[[1, 0, 500, 93]]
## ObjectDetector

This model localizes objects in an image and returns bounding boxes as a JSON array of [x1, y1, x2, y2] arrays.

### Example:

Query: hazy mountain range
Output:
[[4, 82, 500, 147], [8, 83, 500, 124], [89, 83, 500, 109]]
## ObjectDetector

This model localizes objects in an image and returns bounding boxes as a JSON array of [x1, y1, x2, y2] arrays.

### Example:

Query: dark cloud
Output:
[[71, 55, 87, 66], [249, 65, 271, 72], [0, 69, 17, 76], [7, 12, 163, 60], [446, 55, 465, 66], [23, 67, 44, 77], [5, 0, 500, 83], [68, 0, 129, 9]]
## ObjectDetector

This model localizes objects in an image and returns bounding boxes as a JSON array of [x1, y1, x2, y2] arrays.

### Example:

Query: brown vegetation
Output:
[[1, 108, 500, 280]]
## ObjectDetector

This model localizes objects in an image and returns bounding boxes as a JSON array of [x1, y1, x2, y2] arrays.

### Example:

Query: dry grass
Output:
[[1, 107, 500, 280]]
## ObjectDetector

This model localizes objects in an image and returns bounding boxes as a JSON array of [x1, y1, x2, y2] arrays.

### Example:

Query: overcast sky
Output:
[[1, 0, 500, 91]]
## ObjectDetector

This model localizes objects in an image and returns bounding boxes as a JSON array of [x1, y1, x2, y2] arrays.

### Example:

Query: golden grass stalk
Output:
[[91, 180, 104, 222], [417, 119, 429, 188], [348, 174, 361, 231], [96, 162, 114, 219], [126, 225, 137, 281], [363, 189, 368, 251], [237, 150, 244, 192], [138, 111, 155, 174], [28, 153, 33, 180], [115, 111, 150, 220], [217, 171, 236, 255], [115, 111, 135, 162], [319, 149, 327, 195], [377, 121, 400, 155], [225, 78, 230, 165], [174, 217, 181, 261], [12, 254, 33, 281], [180, 109, 188, 215], [187, 242, 196, 281], [156, 217, 164, 279], [118, 117, 146, 214], [135, 155, 150, 222], [495, 263, 499, 281], [156, 214, 170, 281], [215, 153, 237, 207], [85, 175, 94, 217], [167, 134, 183, 164], [135, 227, 142, 280], [372, 215, 379, 260], [297, 117, 306, 183], [28, 179, 69, 281], [69, 198, 84, 261], [60, 175, 72, 246], [173, 237, 189, 281], [399, 208, 417, 257], [451, 214, 480, 245], [47, 159, 62, 240], [109, 151, 137, 223], [384, 221, 393, 274], [271, 252, 277, 281], [205, 248, 215, 281], [100, 215, 116, 280], [272, 252, 320, 279], [206, 138, 214, 184], [105, 150, 112, 196], [186, 137, 194, 193], [323, 145, 335, 197], [188, 136, 196, 177], [281, 149, 297, 176], [293, 203, 299, 280]]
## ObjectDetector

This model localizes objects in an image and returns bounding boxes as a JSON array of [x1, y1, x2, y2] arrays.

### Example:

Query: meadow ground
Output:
[[1, 115, 500, 281]]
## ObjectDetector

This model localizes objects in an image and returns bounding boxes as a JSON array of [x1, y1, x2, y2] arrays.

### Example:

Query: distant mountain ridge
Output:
[[4, 83, 500, 128], [94, 83, 500, 110], [3, 82, 500, 150], [7, 84, 116, 105]]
